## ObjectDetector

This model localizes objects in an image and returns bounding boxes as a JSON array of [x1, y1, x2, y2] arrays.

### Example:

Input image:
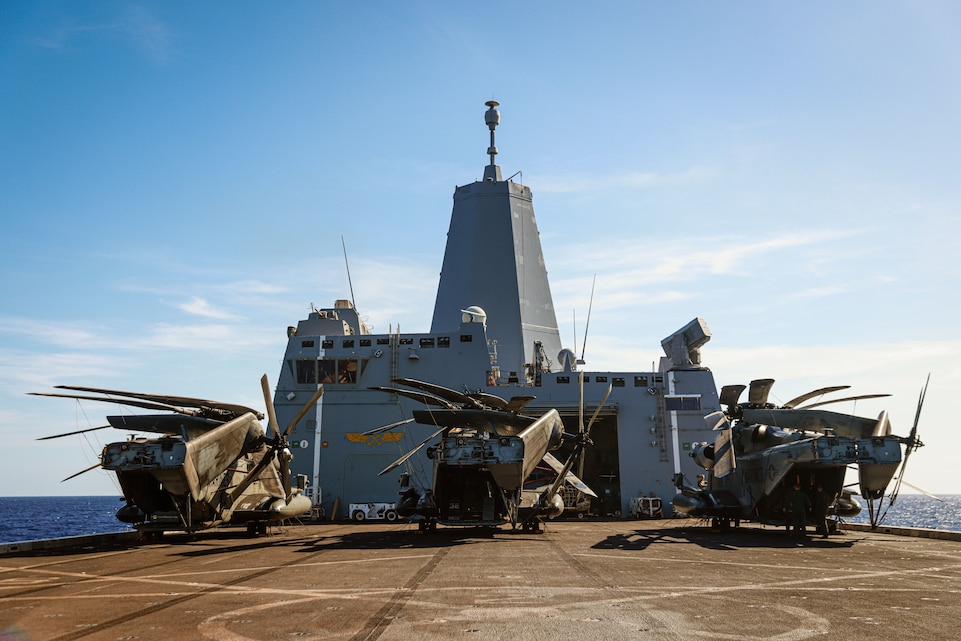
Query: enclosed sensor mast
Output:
[[430, 101, 562, 381]]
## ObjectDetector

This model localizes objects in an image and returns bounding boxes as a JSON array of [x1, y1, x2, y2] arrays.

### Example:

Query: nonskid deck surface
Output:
[[2, 520, 960, 641]]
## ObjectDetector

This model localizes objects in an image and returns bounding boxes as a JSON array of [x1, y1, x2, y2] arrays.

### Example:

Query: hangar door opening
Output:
[[529, 411, 620, 517]]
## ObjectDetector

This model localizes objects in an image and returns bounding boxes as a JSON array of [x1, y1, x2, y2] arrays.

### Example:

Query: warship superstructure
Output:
[[271, 101, 721, 519]]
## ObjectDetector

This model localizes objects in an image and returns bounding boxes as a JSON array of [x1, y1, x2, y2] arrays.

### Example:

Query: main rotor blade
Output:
[[748, 379, 775, 405], [377, 427, 444, 476], [54, 385, 264, 419], [37, 425, 111, 441], [369, 386, 457, 409], [61, 461, 103, 482], [392, 378, 478, 407], [284, 385, 325, 438], [505, 395, 536, 414], [797, 394, 891, 410], [467, 392, 510, 410], [782, 386, 851, 409], [29, 391, 200, 416], [894, 477, 942, 501], [361, 417, 415, 437], [719, 384, 746, 408], [260, 374, 282, 439]]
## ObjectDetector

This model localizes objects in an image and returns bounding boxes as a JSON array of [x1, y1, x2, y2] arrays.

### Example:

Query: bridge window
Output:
[[665, 396, 701, 411], [296, 360, 317, 384]]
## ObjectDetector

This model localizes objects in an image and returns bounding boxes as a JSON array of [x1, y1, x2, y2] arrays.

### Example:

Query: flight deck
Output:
[[2, 520, 959, 641]]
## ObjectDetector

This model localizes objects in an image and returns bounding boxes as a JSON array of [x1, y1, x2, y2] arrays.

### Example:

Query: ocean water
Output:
[[1, 494, 958, 544], [844, 493, 961, 531], [0, 496, 132, 544]]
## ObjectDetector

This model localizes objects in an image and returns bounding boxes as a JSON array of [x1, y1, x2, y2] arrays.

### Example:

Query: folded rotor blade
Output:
[[703, 410, 730, 431], [797, 394, 891, 410], [782, 385, 851, 409], [894, 477, 942, 502], [392, 378, 477, 407], [368, 386, 457, 409], [748, 379, 775, 405], [29, 391, 197, 416], [377, 427, 444, 476], [54, 385, 264, 419], [61, 461, 103, 482], [361, 417, 415, 436], [719, 384, 746, 408], [37, 425, 112, 441], [467, 392, 510, 410], [505, 395, 536, 414]]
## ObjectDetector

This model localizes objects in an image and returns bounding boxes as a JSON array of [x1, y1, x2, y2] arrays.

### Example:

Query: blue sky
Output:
[[2, 2, 959, 497]]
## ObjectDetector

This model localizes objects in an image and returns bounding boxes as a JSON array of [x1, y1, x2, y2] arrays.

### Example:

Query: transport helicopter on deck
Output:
[[672, 377, 927, 530], [33, 375, 322, 536], [365, 374, 610, 532]]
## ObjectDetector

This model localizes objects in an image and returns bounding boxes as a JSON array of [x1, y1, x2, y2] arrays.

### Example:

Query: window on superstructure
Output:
[[296, 360, 318, 384], [337, 359, 358, 383], [460, 335, 473, 342], [420, 338, 435, 348], [438, 336, 450, 348], [399, 337, 413, 345], [612, 378, 625, 387], [319, 360, 337, 384], [634, 376, 648, 387], [556, 376, 570, 384], [316, 358, 368, 385], [343, 339, 354, 348], [360, 339, 371, 347], [322, 339, 334, 349], [595, 376, 608, 383], [665, 396, 701, 411], [301, 340, 315, 348], [377, 338, 390, 345]]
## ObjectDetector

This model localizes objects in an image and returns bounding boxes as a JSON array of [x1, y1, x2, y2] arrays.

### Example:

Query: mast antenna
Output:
[[578, 274, 596, 365], [342, 235, 357, 310]]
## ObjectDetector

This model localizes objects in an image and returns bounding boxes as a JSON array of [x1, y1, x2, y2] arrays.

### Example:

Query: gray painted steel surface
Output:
[[272, 103, 721, 520]]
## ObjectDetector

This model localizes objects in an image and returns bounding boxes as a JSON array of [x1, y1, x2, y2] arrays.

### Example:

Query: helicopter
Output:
[[365, 375, 611, 532], [32, 375, 323, 536], [672, 377, 927, 531]]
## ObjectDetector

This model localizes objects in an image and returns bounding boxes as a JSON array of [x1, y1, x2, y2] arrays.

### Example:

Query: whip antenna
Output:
[[579, 275, 596, 364], [342, 236, 357, 310]]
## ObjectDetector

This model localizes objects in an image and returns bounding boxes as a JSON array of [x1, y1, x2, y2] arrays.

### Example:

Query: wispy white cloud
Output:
[[0, 317, 105, 349], [551, 230, 860, 296], [177, 297, 233, 320], [33, 6, 175, 65]]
